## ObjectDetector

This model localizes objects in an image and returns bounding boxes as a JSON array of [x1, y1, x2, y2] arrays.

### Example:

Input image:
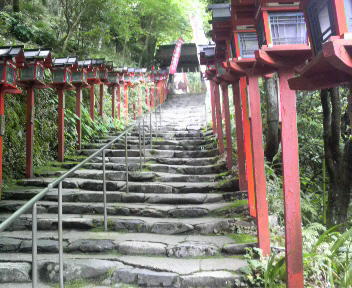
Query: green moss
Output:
[[229, 233, 257, 244]]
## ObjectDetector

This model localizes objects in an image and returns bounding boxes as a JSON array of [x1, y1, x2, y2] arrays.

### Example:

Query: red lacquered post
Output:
[[25, 87, 35, 178], [213, 82, 224, 154], [145, 86, 150, 111], [58, 89, 65, 162], [111, 86, 116, 119], [210, 80, 217, 134], [99, 84, 104, 117], [247, 75, 270, 256], [89, 85, 95, 121], [124, 84, 128, 122], [150, 85, 155, 109], [117, 85, 121, 120], [279, 70, 304, 288], [232, 81, 247, 191], [240, 77, 256, 217], [221, 83, 233, 170], [75, 87, 82, 150]]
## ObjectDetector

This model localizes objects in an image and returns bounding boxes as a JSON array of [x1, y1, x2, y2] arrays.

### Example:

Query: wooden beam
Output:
[[75, 87, 82, 150], [124, 83, 129, 123], [279, 70, 304, 288], [221, 83, 233, 170], [210, 80, 217, 133], [0, 89, 4, 187], [117, 85, 121, 120], [247, 75, 271, 256], [214, 83, 225, 154], [111, 86, 116, 119], [145, 86, 150, 111], [232, 80, 247, 191], [57, 89, 65, 162], [25, 86, 35, 178]]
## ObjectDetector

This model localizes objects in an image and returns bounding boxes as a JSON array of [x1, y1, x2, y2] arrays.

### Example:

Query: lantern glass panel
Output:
[[108, 73, 117, 83], [0, 65, 3, 81], [36, 66, 44, 81], [269, 12, 307, 45], [238, 32, 258, 58], [345, 0, 352, 32], [72, 72, 82, 82], [6, 65, 15, 84], [53, 70, 65, 83], [66, 71, 71, 83], [20, 65, 35, 81], [99, 71, 106, 80], [87, 71, 96, 79]]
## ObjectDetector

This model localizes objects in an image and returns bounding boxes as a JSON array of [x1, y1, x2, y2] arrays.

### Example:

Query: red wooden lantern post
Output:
[[107, 69, 120, 119], [72, 60, 90, 150], [51, 57, 77, 162], [86, 59, 104, 121], [0, 46, 25, 185], [253, 0, 312, 285], [17, 49, 52, 178], [98, 61, 112, 117]]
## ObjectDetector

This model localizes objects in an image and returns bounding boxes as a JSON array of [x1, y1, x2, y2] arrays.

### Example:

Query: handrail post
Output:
[[58, 181, 64, 288], [125, 132, 129, 193], [32, 203, 37, 288], [139, 121, 142, 171], [102, 149, 107, 231]]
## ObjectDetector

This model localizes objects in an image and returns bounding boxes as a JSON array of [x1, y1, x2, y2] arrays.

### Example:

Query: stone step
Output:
[[83, 162, 224, 174], [0, 231, 255, 257], [17, 178, 225, 193], [68, 170, 217, 183], [96, 138, 214, 147], [5, 188, 243, 204], [0, 200, 229, 218], [0, 254, 246, 287], [79, 149, 219, 159], [0, 214, 233, 235]]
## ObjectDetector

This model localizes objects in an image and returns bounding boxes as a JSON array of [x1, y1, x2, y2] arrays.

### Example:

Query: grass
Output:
[[52, 279, 138, 288], [212, 199, 249, 217], [34, 164, 67, 176], [229, 233, 257, 244]]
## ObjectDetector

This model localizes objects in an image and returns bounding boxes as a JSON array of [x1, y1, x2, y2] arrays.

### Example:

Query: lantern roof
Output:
[[24, 49, 51, 60], [208, 4, 231, 22], [91, 59, 105, 66], [0, 45, 24, 59], [53, 57, 77, 67], [77, 60, 93, 67], [128, 68, 135, 73]]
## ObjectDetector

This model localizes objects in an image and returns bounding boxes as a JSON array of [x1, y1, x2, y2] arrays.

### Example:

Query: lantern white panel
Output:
[[238, 32, 258, 58], [269, 12, 307, 45], [345, 0, 352, 32]]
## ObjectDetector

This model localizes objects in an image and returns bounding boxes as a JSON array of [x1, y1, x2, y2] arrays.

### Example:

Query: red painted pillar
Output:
[[279, 70, 304, 288], [145, 86, 150, 111], [89, 85, 95, 121], [240, 78, 256, 217], [0, 89, 4, 186], [209, 80, 217, 134], [221, 83, 233, 170], [75, 87, 82, 150], [133, 103, 136, 120], [57, 89, 65, 162], [25, 87, 35, 178], [111, 86, 116, 119], [124, 83, 128, 122], [150, 85, 155, 109], [232, 81, 247, 191], [117, 85, 121, 120], [213, 82, 224, 154], [99, 84, 104, 117], [247, 75, 271, 256], [138, 89, 142, 116]]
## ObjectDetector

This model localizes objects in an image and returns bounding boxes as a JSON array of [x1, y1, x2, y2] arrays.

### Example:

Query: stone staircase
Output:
[[0, 94, 255, 287]]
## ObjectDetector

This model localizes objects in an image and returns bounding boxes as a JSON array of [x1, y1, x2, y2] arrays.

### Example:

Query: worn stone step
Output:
[[0, 200, 229, 218], [17, 178, 224, 193], [82, 162, 224, 174], [106, 156, 220, 166], [0, 231, 254, 257], [79, 149, 219, 159], [4, 188, 242, 204], [0, 214, 232, 235], [96, 138, 214, 147], [0, 254, 245, 287], [68, 170, 217, 183]]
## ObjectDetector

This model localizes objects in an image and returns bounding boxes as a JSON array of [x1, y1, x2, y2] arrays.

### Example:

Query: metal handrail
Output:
[[0, 100, 163, 287]]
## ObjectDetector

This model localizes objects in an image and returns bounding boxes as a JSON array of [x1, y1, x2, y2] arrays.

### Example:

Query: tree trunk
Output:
[[321, 88, 352, 227], [264, 76, 280, 162], [12, 0, 19, 12], [0, 0, 6, 10]]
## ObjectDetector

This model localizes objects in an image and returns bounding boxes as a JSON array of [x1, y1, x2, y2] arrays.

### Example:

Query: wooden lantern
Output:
[[51, 57, 77, 88], [288, 0, 352, 90], [0, 46, 24, 91], [18, 49, 51, 88], [72, 60, 89, 86]]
